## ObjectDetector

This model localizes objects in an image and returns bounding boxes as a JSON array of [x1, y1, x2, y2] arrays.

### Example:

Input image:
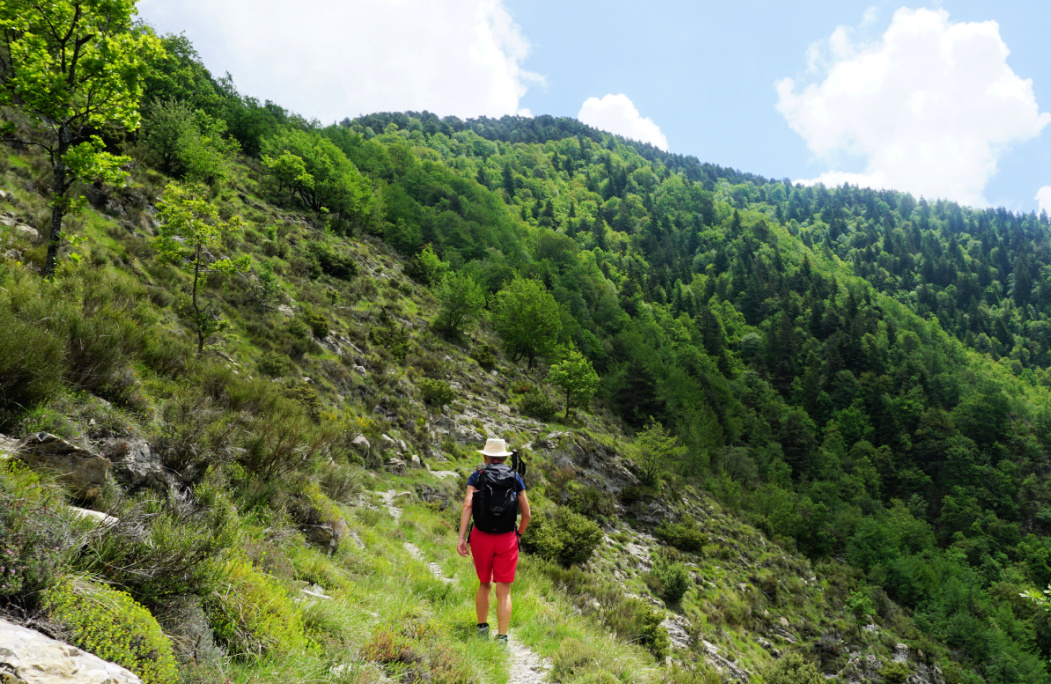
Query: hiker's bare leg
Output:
[[495, 582, 512, 634], [476, 582, 491, 623]]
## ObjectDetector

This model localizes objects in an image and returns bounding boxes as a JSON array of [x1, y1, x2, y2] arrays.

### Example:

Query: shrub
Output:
[[258, 350, 295, 377], [881, 661, 911, 684], [0, 463, 71, 600], [302, 308, 329, 339], [551, 638, 632, 683], [0, 306, 65, 420], [763, 652, 824, 684], [520, 388, 558, 422], [204, 558, 307, 658], [649, 554, 690, 603], [470, 343, 497, 371], [284, 382, 323, 422], [663, 664, 723, 684], [418, 378, 455, 408], [370, 310, 411, 363], [567, 485, 617, 520], [521, 507, 603, 567], [362, 628, 419, 665], [44, 579, 178, 684], [601, 594, 668, 660], [71, 501, 228, 606], [306, 241, 358, 280], [655, 519, 708, 553]]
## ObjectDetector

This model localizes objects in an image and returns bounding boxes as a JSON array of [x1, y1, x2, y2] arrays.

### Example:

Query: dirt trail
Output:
[[507, 633, 550, 684], [383, 488, 550, 682]]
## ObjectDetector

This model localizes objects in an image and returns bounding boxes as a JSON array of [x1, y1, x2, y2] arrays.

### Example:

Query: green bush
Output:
[[567, 485, 617, 520], [649, 554, 690, 604], [44, 579, 178, 684], [370, 310, 411, 362], [302, 308, 329, 339], [521, 507, 603, 567], [881, 661, 911, 684], [520, 388, 558, 422], [551, 638, 632, 683], [763, 652, 824, 684], [204, 557, 307, 658], [0, 307, 65, 420], [284, 382, 323, 422], [418, 378, 455, 408], [306, 241, 358, 280], [470, 343, 497, 371], [655, 519, 708, 553], [0, 463, 70, 599], [257, 350, 295, 377], [601, 594, 668, 660], [71, 501, 227, 606]]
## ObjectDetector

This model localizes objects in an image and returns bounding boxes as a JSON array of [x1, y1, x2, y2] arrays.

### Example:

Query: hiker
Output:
[[457, 438, 530, 643]]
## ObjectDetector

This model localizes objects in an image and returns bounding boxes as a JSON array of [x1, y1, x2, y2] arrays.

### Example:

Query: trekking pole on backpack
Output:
[[511, 449, 527, 478]]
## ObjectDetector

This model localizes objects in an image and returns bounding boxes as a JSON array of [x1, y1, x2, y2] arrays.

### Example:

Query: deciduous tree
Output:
[[433, 271, 485, 341], [154, 183, 249, 355], [492, 277, 562, 368], [548, 348, 599, 419], [0, 0, 160, 276]]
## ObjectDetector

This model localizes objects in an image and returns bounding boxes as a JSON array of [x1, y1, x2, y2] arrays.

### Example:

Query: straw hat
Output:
[[478, 438, 512, 458]]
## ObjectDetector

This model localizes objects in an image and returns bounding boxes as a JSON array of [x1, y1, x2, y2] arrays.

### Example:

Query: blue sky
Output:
[[138, 0, 1051, 214]]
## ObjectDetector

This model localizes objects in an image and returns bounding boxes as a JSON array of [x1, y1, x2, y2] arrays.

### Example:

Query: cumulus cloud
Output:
[[776, 7, 1049, 207], [1037, 187, 1051, 215], [577, 94, 669, 151], [138, 0, 543, 122]]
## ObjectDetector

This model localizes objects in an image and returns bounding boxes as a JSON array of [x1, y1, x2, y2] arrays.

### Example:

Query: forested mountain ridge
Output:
[[3, 14, 1051, 684]]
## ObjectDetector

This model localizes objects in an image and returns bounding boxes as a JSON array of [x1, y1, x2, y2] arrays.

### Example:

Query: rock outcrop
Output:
[[98, 437, 178, 494], [11, 433, 111, 503], [0, 619, 142, 684]]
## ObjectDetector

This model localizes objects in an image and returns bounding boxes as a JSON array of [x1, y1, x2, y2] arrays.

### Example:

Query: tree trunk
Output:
[[43, 132, 71, 278]]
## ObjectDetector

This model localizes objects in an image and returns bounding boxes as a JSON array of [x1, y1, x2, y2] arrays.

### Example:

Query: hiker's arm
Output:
[[457, 486, 475, 557], [517, 491, 531, 536]]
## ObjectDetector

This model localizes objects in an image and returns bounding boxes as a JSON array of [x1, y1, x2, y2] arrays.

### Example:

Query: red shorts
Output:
[[469, 528, 519, 583]]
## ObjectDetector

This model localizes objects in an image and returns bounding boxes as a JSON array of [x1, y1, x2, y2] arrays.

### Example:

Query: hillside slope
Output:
[[2, 25, 1051, 684]]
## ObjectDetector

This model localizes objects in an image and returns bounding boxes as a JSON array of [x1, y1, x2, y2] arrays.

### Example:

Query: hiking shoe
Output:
[[495, 634, 508, 646], [477, 623, 490, 639]]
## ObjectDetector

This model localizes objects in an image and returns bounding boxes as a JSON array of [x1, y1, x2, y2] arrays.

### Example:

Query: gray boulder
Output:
[[98, 438, 177, 494], [301, 518, 350, 551], [0, 618, 142, 684], [15, 433, 111, 503]]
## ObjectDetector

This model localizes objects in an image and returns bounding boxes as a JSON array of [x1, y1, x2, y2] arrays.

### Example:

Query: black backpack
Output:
[[472, 462, 520, 534]]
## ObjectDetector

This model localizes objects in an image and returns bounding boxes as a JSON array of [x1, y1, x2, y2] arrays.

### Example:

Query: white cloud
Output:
[[776, 7, 1049, 207], [577, 94, 669, 151], [1037, 186, 1051, 215], [138, 0, 543, 122]]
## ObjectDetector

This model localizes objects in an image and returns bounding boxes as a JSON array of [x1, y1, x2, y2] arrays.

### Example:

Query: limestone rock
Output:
[[385, 457, 406, 474], [410, 454, 422, 469], [350, 434, 371, 457], [301, 518, 349, 551], [16, 433, 111, 503], [12, 224, 38, 242], [0, 434, 20, 458], [0, 618, 142, 684], [661, 614, 693, 649], [98, 438, 177, 493], [67, 506, 119, 527]]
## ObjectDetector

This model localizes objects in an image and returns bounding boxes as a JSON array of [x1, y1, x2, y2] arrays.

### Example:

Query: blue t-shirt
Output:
[[468, 465, 526, 492]]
